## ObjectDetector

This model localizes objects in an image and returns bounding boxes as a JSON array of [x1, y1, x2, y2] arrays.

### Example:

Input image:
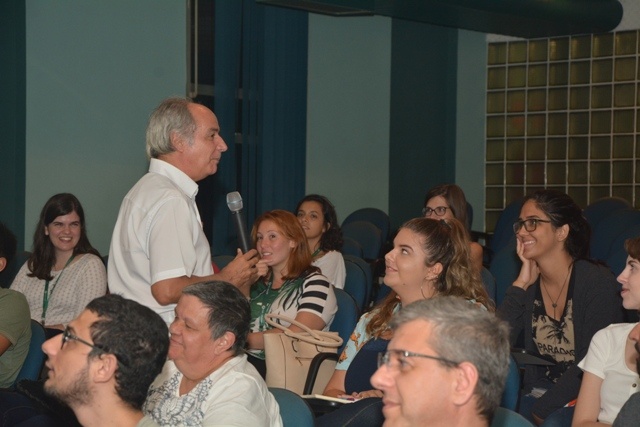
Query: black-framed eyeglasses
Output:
[[377, 349, 459, 370], [513, 218, 552, 234], [61, 326, 104, 352], [422, 206, 449, 217], [61, 326, 125, 366]]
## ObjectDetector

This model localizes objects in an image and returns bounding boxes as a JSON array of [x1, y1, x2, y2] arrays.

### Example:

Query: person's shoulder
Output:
[[76, 253, 104, 266], [599, 322, 636, 338], [0, 288, 28, 303], [0, 288, 29, 313], [323, 250, 344, 261], [575, 259, 613, 276], [304, 269, 330, 283], [126, 170, 185, 203], [136, 415, 160, 427]]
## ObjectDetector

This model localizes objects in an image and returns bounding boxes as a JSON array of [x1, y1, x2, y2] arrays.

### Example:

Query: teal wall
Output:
[[307, 15, 486, 229], [24, 1, 186, 254], [456, 30, 487, 231], [389, 20, 458, 229], [10, 5, 487, 256], [306, 15, 391, 225]]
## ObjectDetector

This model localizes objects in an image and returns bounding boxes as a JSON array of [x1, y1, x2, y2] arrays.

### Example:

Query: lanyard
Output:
[[311, 248, 322, 259], [41, 255, 75, 325]]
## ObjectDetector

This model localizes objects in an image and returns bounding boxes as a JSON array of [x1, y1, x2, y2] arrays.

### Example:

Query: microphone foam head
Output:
[[226, 191, 243, 212]]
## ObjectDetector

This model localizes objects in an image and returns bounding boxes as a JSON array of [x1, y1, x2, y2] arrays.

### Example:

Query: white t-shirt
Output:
[[313, 250, 346, 289], [579, 323, 639, 424]]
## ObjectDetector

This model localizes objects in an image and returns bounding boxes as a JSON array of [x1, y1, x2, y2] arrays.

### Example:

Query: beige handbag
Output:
[[264, 313, 343, 395]]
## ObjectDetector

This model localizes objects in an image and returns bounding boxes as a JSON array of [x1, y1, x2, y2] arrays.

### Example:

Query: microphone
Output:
[[226, 191, 251, 253]]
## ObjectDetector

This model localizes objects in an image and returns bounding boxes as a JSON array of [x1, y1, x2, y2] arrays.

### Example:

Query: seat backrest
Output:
[[269, 387, 314, 427], [490, 199, 523, 255], [212, 254, 235, 271], [583, 196, 631, 231], [590, 209, 640, 262], [605, 222, 640, 275], [13, 320, 46, 386], [330, 288, 359, 354], [342, 221, 383, 261], [341, 236, 364, 258], [343, 208, 390, 243], [480, 267, 497, 303], [343, 255, 373, 291], [500, 355, 521, 411], [491, 407, 535, 427], [343, 256, 371, 311], [489, 236, 521, 306]]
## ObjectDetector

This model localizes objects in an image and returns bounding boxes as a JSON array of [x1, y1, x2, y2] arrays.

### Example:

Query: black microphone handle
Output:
[[231, 210, 251, 253]]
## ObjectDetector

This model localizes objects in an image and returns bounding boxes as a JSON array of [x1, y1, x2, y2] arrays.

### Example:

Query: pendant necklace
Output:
[[542, 263, 573, 319]]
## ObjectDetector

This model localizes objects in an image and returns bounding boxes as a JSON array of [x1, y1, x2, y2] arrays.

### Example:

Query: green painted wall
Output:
[[456, 30, 487, 231], [388, 20, 458, 229], [24, 1, 186, 254], [307, 15, 486, 231], [306, 15, 391, 225]]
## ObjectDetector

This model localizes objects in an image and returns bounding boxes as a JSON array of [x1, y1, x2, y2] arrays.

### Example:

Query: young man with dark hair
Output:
[[42, 294, 169, 427]]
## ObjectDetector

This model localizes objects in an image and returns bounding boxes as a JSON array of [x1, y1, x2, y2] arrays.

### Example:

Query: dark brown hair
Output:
[[28, 193, 100, 280]]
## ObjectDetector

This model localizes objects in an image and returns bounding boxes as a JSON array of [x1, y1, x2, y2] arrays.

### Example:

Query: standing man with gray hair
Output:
[[109, 97, 259, 324], [371, 296, 511, 427]]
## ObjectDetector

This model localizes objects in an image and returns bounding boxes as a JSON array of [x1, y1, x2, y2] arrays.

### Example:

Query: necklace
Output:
[[542, 263, 573, 319]]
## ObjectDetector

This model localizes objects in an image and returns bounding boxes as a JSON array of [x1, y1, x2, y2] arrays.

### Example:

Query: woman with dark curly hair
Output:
[[295, 194, 346, 289], [11, 193, 107, 338], [498, 189, 623, 425]]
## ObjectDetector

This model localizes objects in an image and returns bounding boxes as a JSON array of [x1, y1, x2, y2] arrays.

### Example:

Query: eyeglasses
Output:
[[61, 326, 105, 352], [377, 349, 459, 370], [513, 218, 552, 234], [61, 326, 125, 366], [422, 206, 449, 217]]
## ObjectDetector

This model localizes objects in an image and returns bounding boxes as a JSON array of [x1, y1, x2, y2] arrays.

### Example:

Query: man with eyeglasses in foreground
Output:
[[42, 294, 169, 427], [370, 296, 511, 427], [0, 294, 169, 427]]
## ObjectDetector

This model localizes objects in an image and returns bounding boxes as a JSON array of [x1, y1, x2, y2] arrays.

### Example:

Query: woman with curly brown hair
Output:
[[295, 194, 346, 289]]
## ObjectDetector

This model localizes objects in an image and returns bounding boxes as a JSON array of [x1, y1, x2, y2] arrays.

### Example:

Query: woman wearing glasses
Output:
[[423, 184, 483, 272], [498, 189, 622, 426], [316, 217, 491, 427]]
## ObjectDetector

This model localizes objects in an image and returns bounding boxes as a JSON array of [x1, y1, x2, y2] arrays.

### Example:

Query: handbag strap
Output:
[[265, 313, 343, 348]]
